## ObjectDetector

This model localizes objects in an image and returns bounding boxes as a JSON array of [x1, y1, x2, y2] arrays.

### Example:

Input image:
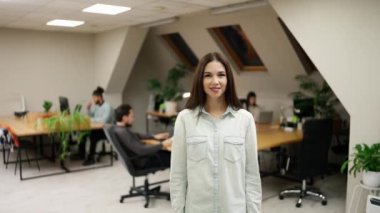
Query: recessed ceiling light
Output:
[[82, 4, 131, 15], [46, 19, 84, 27]]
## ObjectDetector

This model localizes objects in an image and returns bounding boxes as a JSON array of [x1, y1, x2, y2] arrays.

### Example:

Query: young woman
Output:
[[246, 91, 261, 121], [170, 52, 261, 213]]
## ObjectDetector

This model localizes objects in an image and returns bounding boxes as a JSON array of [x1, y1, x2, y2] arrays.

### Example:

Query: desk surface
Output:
[[143, 124, 302, 151], [146, 111, 177, 118], [256, 124, 302, 150], [0, 112, 103, 137]]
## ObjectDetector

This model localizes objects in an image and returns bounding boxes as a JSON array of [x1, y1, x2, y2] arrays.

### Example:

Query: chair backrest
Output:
[[103, 124, 137, 175], [298, 118, 333, 178]]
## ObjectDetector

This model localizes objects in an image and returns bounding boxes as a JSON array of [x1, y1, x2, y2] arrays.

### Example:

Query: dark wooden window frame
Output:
[[209, 25, 266, 72], [161, 33, 198, 70]]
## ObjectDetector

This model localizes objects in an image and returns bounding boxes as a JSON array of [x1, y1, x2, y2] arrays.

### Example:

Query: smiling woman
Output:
[[170, 52, 262, 213], [202, 61, 227, 101]]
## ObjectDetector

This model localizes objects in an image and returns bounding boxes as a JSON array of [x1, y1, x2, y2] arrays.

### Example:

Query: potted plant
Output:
[[290, 75, 339, 118], [340, 143, 380, 187], [43, 109, 90, 160], [147, 64, 188, 114], [42, 100, 53, 117]]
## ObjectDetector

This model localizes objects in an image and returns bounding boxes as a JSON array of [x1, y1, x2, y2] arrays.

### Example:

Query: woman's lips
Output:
[[210, 87, 221, 93]]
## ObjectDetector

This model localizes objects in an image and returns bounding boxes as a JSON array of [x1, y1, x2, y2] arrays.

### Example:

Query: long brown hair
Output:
[[185, 52, 241, 110]]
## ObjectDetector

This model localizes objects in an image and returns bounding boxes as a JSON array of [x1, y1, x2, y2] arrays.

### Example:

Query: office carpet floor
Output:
[[0, 154, 346, 213]]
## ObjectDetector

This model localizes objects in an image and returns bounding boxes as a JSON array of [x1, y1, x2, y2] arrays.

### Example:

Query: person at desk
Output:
[[246, 91, 261, 122], [81, 86, 114, 166], [170, 52, 261, 213], [114, 104, 171, 168]]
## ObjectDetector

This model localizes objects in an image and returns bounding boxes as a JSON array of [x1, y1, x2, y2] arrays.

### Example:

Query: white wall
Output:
[[123, 29, 180, 132], [94, 27, 127, 90], [269, 0, 380, 212], [94, 27, 148, 107], [0, 28, 94, 115], [124, 6, 307, 132]]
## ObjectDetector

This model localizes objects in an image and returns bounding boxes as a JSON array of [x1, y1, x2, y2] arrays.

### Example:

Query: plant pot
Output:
[[362, 171, 380, 187], [164, 101, 177, 114]]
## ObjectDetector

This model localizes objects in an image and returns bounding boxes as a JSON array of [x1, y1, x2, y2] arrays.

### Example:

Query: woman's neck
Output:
[[204, 97, 227, 118]]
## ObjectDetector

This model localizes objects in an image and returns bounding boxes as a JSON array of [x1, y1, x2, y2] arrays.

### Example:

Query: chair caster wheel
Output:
[[322, 200, 327, 205], [167, 196, 171, 201], [279, 195, 284, 200], [144, 203, 148, 208], [296, 203, 301, 208], [119, 199, 124, 203]]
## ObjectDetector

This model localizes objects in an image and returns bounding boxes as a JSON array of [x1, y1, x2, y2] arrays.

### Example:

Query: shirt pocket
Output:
[[186, 136, 208, 162], [224, 136, 244, 163]]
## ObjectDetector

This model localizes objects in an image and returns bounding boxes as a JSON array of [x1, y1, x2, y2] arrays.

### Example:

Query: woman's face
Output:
[[249, 96, 256, 106], [203, 61, 227, 101]]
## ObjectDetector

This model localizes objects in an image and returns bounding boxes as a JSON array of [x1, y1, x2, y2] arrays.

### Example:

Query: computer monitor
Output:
[[74, 104, 82, 113], [293, 98, 314, 119], [257, 111, 273, 124], [59, 96, 70, 114]]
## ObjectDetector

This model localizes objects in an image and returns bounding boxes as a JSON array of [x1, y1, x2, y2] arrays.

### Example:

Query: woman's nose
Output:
[[211, 76, 219, 84]]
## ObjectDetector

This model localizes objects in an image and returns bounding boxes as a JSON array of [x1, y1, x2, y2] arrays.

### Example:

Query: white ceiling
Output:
[[0, 0, 251, 33]]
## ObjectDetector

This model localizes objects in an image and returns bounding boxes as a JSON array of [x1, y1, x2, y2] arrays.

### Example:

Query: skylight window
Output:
[[82, 4, 131, 15], [161, 33, 198, 69], [46, 19, 84, 27], [209, 25, 266, 72]]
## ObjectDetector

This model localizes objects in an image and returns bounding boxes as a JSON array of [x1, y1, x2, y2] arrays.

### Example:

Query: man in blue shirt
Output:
[[80, 86, 114, 166]]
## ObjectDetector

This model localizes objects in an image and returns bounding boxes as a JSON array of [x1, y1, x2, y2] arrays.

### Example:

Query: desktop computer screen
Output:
[[59, 96, 70, 114]]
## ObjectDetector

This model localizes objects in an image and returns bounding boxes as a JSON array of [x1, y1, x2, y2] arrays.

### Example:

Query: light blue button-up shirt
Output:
[[170, 106, 262, 213], [87, 102, 114, 124]]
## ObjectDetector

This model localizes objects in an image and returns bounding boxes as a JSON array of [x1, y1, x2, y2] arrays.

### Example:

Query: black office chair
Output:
[[279, 118, 333, 207], [103, 125, 170, 208]]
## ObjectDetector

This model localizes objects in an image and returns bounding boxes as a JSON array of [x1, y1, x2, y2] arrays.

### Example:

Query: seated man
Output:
[[114, 104, 171, 169], [81, 86, 114, 165]]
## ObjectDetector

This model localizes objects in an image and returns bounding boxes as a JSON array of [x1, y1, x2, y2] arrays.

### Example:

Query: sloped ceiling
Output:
[[0, 0, 253, 33]]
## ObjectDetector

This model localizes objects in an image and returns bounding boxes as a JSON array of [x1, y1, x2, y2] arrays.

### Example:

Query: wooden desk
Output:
[[143, 124, 302, 151], [0, 112, 107, 180], [0, 112, 103, 137], [256, 124, 302, 150], [146, 111, 177, 118], [146, 111, 177, 133]]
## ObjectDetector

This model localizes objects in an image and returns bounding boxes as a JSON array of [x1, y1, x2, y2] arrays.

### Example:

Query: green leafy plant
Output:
[[340, 143, 380, 177], [43, 109, 90, 160], [43, 100, 53, 113], [290, 74, 339, 118], [147, 64, 188, 102]]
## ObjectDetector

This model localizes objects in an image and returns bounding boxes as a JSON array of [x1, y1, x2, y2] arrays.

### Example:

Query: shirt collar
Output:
[[196, 105, 237, 118]]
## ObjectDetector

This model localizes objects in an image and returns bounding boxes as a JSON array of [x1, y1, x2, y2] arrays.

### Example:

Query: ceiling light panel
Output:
[[46, 19, 84, 27], [82, 4, 131, 15]]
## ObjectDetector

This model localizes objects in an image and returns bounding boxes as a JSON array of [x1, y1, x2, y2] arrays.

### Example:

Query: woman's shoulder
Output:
[[234, 108, 254, 122], [177, 108, 197, 117], [235, 108, 253, 116]]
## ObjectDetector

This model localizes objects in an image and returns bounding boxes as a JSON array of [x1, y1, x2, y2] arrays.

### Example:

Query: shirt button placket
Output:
[[213, 123, 219, 213]]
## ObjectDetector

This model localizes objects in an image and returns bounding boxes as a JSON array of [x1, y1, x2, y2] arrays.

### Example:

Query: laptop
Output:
[[257, 111, 273, 124]]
